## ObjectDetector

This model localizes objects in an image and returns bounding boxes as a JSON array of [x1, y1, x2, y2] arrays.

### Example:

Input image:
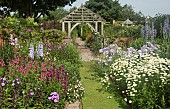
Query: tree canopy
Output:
[[85, 0, 122, 22], [85, 0, 145, 23], [0, 0, 76, 18]]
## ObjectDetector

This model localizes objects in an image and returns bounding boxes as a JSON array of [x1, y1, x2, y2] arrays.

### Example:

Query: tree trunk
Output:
[[28, 0, 33, 17]]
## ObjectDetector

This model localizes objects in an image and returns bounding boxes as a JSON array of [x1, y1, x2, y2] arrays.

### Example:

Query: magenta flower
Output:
[[28, 28, 32, 32]]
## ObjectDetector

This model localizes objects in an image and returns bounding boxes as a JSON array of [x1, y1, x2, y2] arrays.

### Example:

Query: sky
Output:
[[65, 0, 170, 17]]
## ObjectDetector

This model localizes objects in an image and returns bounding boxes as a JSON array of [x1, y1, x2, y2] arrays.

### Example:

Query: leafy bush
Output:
[[128, 38, 149, 49], [154, 37, 170, 59], [104, 25, 142, 44]]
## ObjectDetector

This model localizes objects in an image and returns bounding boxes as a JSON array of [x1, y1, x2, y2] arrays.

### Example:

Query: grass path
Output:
[[80, 62, 122, 109]]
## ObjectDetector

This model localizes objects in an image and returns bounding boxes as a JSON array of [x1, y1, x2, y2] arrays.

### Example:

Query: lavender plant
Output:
[[93, 42, 159, 67], [144, 19, 149, 39], [163, 17, 170, 39]]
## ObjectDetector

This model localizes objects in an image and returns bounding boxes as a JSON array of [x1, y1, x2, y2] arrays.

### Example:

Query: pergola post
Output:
[[101, 22, 104, 36], [95, 22, 98, 32], [68, 22, 71, 38], [81, 23, 83, 37], [101, 22, 104, 48], [62, 22, 65, 33]]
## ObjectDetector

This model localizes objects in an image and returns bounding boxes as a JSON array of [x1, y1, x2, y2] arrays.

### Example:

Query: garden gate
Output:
[[60, 5, 105, 41]]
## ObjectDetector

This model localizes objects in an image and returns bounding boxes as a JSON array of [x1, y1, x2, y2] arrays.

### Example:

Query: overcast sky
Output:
[[65, 0, 170, 17]]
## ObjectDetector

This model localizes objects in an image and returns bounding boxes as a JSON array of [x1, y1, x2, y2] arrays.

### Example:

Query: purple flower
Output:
[[54, 98, 59, 102], [144, 18, 149, 39], [48, 92, 59, 103], [57, 46, 62, 50], [48, 96, 52, 100]]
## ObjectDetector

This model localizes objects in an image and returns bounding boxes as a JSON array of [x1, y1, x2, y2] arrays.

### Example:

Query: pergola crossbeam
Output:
[[60, 5, 105, 39]]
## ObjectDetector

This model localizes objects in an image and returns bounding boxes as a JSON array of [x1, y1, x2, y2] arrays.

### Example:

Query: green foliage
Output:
[[91, 41, 101, 55], [104, 25, 142, 44], [0, 43, 14, 65], [81, 62, 122, 109], [151, 14, 170, 38], [154, 37, 170, 59], [85, 0, 145, 22], [85, 0, 122, 21], [49, 8, 68, 20], [78, 24, 92, 41], [54, 43, 82, 66], [42, 20, 61, 30], [0, 0, 76, 18], [128, 38, 149, 49]]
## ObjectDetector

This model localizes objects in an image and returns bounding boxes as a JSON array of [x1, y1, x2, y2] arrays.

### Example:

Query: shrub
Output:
[[102, 54, 170, 109]]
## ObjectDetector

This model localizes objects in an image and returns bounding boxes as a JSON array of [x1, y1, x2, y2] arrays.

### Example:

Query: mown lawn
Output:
[[80, 62, 123, 109]]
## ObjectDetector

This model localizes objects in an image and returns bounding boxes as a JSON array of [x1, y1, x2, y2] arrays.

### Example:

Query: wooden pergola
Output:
[[60, 5, 105, 38]]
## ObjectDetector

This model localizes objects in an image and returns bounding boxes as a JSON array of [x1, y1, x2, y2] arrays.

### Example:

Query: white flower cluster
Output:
[[67, 80, 84, 103], [102, 53, 170, 104]]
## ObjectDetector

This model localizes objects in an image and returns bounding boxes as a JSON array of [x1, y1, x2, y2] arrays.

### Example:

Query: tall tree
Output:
[[49, 8, 68, 20], [0, 0, 76, 18], [119, 4, 136, 20], [85, 0, 123, 22]]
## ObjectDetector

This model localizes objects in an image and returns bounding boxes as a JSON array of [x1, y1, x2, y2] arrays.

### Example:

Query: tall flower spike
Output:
[[37, 42, 43, 58], [29, 44, 34, 59], [144, 18, 149, 39]]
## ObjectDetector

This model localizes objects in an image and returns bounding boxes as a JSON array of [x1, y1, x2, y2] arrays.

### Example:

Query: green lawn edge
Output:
[[80, 62, 123, 109]]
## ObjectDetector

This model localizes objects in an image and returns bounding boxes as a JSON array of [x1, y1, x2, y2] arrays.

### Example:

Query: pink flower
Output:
[[30, 92, 34, 96], [41, 73, 45, 80], [28, 28, 32, 32], [1, 83, 5, 86]]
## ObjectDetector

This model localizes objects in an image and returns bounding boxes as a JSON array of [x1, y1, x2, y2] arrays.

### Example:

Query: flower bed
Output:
[[102, 54, 170, 108], [92, 41, 170, 108], [0, 17, 84, 108]]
